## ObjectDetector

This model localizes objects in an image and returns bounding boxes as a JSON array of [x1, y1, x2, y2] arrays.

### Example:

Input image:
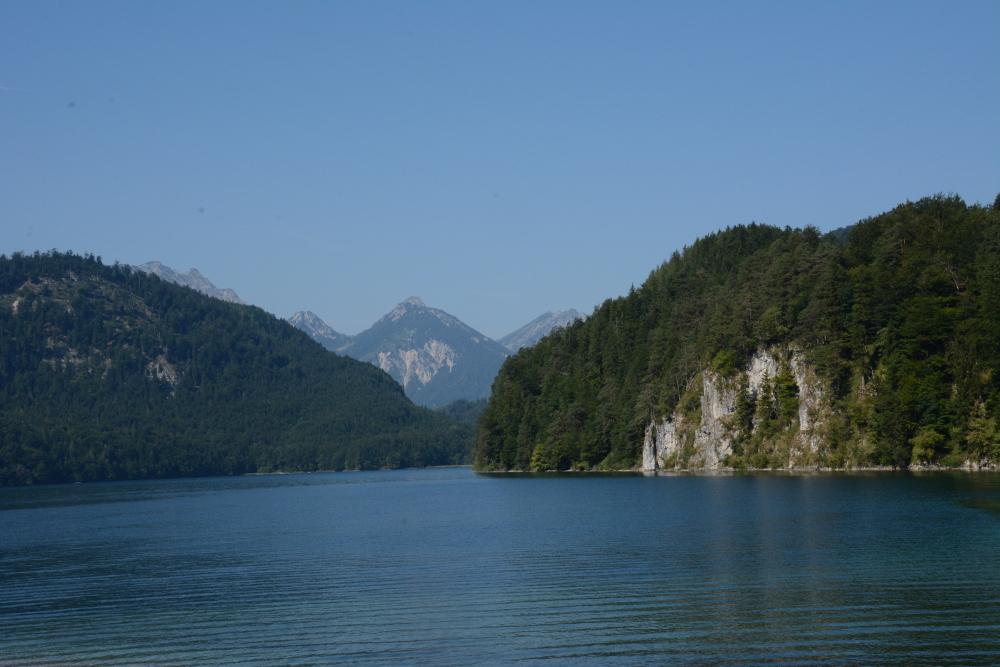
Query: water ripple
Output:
[[2, 469, 999, 666]]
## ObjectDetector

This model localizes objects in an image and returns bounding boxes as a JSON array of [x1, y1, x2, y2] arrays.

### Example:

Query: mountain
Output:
[[288, 311, 353, 351], [134, 261, 246, 304], [498, 309, 587, 352], [0, 252, 472, 486], [342, 297, 509, 409], [475, 194, 1000, 472]]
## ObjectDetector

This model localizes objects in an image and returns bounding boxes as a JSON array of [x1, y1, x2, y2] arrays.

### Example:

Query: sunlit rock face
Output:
[[133, 261, 247, 304], [642, 346, 830, 470], [342, 297, 510, 409], [642, 371, 738, 470]]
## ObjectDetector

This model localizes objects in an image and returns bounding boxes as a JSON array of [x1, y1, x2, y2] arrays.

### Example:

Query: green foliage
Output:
[[475, 195, 1000, 470], [965, 407, 1000, 460], [0, 251, 473, 486], [434, 398, 488, 424]]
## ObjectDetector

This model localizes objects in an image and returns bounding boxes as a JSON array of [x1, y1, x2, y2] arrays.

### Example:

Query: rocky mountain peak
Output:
[[289, 311, 335, 336], [133, 261, 246, 305], [387, 296, 430, 322], [287, 311, 352, 352], [344, 298, 509, 408]]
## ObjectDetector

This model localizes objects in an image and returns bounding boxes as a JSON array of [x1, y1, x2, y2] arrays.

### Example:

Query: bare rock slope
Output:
[[643, 346, 829, 470]]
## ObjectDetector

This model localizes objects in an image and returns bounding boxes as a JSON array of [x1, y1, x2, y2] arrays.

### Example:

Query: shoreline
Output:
[[244, 464, 473, 476], [474, 464, 1000, 474]]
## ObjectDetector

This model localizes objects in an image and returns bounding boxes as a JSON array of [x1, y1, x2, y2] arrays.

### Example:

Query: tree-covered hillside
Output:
[[0, 252, 472, 485], [475, 194, 1000, 471]]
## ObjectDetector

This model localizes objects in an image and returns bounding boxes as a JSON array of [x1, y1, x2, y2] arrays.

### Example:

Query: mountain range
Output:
[[290, 298, 507, 408], [289, 303, 588, 408], [130, 260, 585, 409]]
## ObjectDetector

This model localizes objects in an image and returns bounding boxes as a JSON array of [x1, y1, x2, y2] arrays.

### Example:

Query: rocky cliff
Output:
[[642, 347, 829, 470], [475, 196, 1000, 472]]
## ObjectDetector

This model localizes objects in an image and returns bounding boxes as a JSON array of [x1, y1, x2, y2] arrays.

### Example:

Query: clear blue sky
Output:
[[2, 1, 997, 338]]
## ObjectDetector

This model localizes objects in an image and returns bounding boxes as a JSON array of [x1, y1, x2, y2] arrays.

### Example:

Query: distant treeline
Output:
[[435, 398, 488, 424], [476, 194, 1000, 470], [0, 252, 472, 486]]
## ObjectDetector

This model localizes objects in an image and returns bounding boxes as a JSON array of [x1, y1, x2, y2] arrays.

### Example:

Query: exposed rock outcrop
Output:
[[643, 347, 828, 470], [376, 339, 457, 390]]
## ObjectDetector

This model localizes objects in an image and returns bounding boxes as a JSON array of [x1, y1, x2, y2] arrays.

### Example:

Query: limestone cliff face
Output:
[[376, 339, 457, 390], [642, 371, 737, 470], [642, 347, 829, 470]]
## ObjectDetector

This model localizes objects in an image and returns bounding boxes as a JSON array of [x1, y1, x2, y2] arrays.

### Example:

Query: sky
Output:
[[1, 1, 998, 339]]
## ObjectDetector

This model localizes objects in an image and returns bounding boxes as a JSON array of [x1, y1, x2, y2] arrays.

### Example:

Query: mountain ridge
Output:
[[0, 252, 472, 486], [133, 261, 246, 304], [288, 304, 593, 406], [288, 311, 353, 351], [498, 309, 587, 352]]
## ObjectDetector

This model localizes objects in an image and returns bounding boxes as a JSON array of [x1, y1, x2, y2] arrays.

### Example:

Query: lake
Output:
[[2, 468, 999, 666]]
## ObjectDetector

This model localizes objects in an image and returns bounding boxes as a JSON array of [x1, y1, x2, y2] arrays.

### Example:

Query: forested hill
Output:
[[475, 194, 1000, 471], [0, 252, 472, 486]]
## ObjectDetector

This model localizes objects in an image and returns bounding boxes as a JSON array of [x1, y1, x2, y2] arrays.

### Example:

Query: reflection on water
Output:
[[2, 469, 998, 666]]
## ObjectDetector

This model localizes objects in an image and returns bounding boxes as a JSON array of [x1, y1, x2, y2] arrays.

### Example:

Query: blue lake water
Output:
[[2, 467, 999, 666]]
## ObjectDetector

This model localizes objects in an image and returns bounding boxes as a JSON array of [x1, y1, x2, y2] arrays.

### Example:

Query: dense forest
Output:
[[435, 398, 488, 424], [0, 252, 472, 486], [475, 194, 1000, 471]]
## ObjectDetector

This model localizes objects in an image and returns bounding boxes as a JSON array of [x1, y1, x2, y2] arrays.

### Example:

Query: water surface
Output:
[[2, 468, 999, 666]]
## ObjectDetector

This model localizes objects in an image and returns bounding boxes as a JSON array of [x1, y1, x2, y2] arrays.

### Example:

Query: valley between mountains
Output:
[[133, 262, 584, 409], [289, 301, 585, 408], [2, 193, 998, 486]]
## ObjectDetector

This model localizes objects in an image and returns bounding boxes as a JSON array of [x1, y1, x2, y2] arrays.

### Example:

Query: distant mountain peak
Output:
[[134, 261, 246, 305], [287, 311, 352, 352], [288, 311, 337, 337], [344, 298, 509, 408], [388, 296, 428, 321], [499, 309, 587, 352]]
